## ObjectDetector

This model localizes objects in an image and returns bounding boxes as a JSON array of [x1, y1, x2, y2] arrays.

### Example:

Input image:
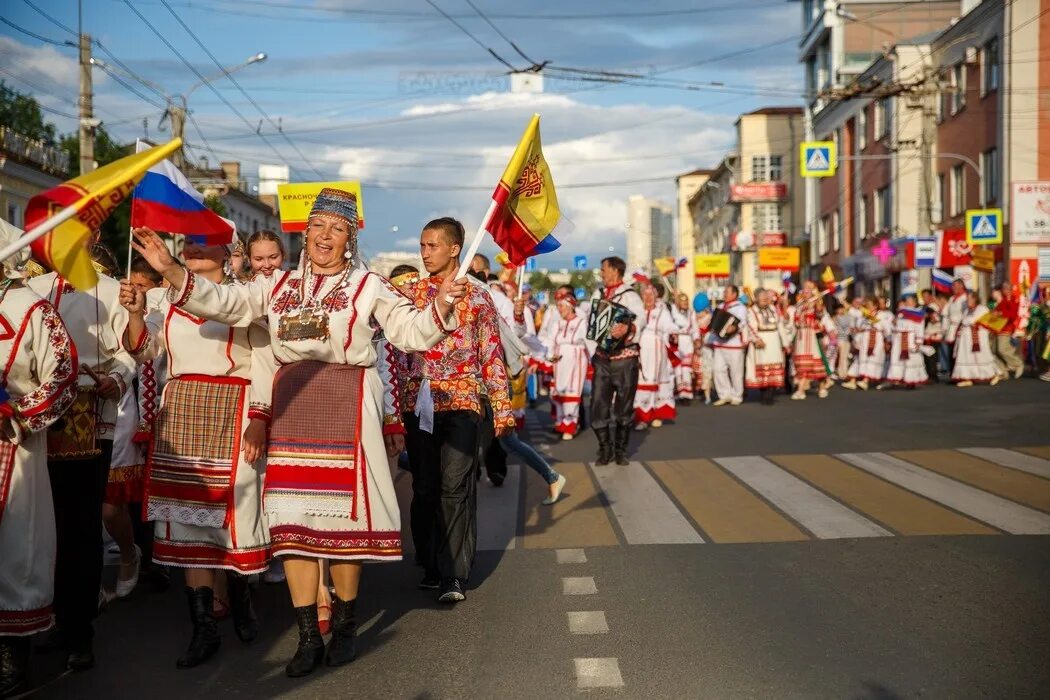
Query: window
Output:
[[5, 203, 22, 228], [818, 215, 830, 256], [752, 203, 783, 232], [874, 98, 892, 140], [934, 173, 947, 223], [981, 148, 998, 205], [750, 155, 784, 182], [857, 195, 868, 241], [950, 63, 966, 115], [874, 185, 892, 232], [832, 210, 840, 252], [950, 165, 965, 216], [857, 110, 868, 150], [982, 38, 999, 96]]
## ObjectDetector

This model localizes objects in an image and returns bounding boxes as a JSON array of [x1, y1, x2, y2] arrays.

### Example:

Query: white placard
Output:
[[1011, 182, 1050, 245]]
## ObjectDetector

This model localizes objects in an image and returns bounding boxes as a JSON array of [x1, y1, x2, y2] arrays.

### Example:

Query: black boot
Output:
[[0, 636, 29, 698], [613, 425, 630, 466], [593, 427, 612, 466], [325, 596, 356, 667], [176, 586, 220, 669], [285, 605, 325, 678], [227, 573, 258, 643]]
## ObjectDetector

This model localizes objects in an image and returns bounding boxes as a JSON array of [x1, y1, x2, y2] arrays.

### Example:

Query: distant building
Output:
[[0, 126, 68, 229], [675, 169, 713, 297], [626, 195, 673, 274], [367, 250, 424, 277]]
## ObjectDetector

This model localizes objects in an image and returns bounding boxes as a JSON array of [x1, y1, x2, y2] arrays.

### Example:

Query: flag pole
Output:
[[517, 263, 526, 296], [0, 204, 81, 264], [446, 199, 498, 302]]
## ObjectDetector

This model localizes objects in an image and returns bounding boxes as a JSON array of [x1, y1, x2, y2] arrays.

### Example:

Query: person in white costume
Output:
[[634, 283, 681, 428], [547, 294, 589, 438], [0, 222, 78, 697], [708, 285, 749, 406], [884, 297, 929, 387], [842, 298, 890, 391], [670, 292, 697, 403], [950, 292, 1001, 387], [125, 188, 466, 679]]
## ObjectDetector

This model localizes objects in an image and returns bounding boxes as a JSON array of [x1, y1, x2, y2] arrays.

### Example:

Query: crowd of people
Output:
[[0, 185, 1047, 695]]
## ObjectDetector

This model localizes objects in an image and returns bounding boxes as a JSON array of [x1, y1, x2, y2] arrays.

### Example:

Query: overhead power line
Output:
[[422, 0, 518, 71], [0, 17, 75, 47]]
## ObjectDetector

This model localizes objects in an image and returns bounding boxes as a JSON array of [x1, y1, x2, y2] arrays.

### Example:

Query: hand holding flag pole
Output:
[[447, 114, 561, 301]]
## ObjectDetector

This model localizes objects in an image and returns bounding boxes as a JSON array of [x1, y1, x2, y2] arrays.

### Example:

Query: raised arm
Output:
[[371, 274, 460, 352]]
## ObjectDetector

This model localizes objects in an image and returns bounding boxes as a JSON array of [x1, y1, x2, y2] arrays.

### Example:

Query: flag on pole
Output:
[[130, 141, 235, 244], [23, 139, 182, 290], [931, 268, 953, 294], [631, 269, 650, 286], [897, 307, 926, 323], [821, 265, 836, 290], [484, 114, 561, 265], [653, 257, 676, 277]]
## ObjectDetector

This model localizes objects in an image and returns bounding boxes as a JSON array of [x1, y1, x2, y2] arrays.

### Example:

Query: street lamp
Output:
[[91, 51, 267, 168]]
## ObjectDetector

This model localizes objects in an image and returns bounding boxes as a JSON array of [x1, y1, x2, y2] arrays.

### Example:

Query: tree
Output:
[[203, 194, 228, 218], [568, 269, 597, 295], [528, 271, 554, 292], [0, 81, 57, 143]]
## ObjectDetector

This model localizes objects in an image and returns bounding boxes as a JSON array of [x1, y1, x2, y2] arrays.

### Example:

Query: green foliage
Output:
[[203, 194, 228, 217], [528, 271, 554, 292], [569, 269, 597, 294], [0, 81, 57, 142]]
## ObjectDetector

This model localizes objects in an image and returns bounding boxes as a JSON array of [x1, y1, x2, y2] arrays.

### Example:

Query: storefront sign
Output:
[[1039, 248, 1050, 281], [694, 254, 730, 277], [912, 237, 937, 268], [971, 247, 995, 272], [757, 247, 800, 271], [1011, 182, 1050, 245], [936, 228, 972, 267], [729, 182, 787, 202], [1010, 258, 1038, 288], [761, 232, 787, 247]]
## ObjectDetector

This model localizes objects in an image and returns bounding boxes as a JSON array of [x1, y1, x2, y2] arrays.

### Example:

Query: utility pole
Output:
[[78, 32, 95, 175], [168, 101, 187, 169]]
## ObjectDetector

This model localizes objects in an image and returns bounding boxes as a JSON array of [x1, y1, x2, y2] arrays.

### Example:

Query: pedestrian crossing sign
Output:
[[800, 141, 836, 177], [966, 208, 1003, 245]]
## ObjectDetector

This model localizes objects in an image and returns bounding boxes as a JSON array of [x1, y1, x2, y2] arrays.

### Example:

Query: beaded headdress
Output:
[[309, 188, 359, 231]]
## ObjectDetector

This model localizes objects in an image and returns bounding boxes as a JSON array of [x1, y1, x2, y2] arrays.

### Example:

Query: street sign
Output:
[[694, 254, 730, 277], [800, 141, 836, 177], [757, 247, 801, 271], [914, 237, 937, 268], [573, 255, 588, 270], [574, 287, 587, 300], [971, 247, 995, 272], [1039, 248, 1050, 281], [965, 208, 1003, 245], [525, 258, 537, 272]]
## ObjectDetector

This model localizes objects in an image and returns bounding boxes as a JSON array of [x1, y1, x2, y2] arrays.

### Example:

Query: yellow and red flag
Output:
[[23, 138, 182, 289], [484, 114, 561, 265], [653, 257, 676, 277]]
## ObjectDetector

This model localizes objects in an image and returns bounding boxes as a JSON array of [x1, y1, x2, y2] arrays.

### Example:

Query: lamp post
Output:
[[91, 52, 267, 168]]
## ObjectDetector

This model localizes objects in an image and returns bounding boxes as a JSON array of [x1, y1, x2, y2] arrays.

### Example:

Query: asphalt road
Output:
[[25, 380, 1050, 699]]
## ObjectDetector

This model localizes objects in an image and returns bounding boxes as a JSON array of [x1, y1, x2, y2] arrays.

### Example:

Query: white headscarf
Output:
[[0, 219, 29, 279]]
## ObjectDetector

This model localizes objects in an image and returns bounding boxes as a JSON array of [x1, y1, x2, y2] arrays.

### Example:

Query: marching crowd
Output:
[[0, 183, 1048, 696]]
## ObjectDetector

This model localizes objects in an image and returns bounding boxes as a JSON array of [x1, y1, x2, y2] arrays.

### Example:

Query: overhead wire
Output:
[[421, 0, 518, 71]]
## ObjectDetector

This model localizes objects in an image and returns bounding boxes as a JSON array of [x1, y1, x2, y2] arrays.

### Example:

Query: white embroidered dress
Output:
[[547, 314, 589, 435]]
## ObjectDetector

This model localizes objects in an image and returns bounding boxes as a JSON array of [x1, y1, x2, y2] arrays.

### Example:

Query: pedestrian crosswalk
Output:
[[392, 446, 1050, 551]]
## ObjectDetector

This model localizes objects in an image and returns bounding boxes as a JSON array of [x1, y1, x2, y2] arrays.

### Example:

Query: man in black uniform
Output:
[[588, 257, 645, 466]]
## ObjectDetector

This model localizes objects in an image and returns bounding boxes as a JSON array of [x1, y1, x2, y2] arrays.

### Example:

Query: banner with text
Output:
[[277, 181, 365, 233]]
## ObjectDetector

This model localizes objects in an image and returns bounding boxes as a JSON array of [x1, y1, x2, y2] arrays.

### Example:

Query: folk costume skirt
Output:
[[147, 375, 270, 573], [265, 361, 402, 562]]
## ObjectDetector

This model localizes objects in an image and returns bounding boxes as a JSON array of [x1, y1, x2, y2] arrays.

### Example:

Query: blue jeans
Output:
[[499, 432, 560, 485]]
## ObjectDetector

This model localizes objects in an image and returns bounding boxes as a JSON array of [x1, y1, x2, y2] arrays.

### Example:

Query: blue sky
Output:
[[1, 0, 803, 267]]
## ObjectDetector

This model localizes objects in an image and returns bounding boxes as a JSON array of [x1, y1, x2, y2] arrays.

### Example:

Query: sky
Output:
[[0, 0, 805, 268]]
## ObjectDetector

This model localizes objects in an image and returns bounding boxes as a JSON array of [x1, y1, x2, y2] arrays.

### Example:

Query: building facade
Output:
[[674, 169, 712, 296], [0, 127, 68, 229], [626, 195, 673, 273]]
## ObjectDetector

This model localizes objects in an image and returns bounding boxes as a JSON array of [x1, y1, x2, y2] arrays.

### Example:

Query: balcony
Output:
[[0, 127, 70, 176]]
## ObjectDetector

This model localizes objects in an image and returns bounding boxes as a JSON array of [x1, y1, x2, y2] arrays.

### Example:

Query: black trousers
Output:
[[48, 440, 112, 645], [589, 354, 639, 431], [924, 343, 941, 383], [477, 400, 507, 483], [405, 410, 480, 581]]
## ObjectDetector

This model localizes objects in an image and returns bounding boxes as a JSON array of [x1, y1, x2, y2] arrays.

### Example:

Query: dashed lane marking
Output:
[[562, 577, 598, 596], [555, 548, 588, 564], [567, 611, 609, 635], [574, 658, 625, 690]]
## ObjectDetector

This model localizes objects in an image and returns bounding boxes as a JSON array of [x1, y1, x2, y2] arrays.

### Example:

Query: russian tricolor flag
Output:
[[931, 268, 953, 294], [130, 141, 235, 245]]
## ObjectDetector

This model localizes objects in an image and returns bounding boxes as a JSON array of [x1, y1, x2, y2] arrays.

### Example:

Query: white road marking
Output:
[[567, 611, 609, 635], [959, 447, 1050, 479], [562, 576, 597, 595], [574, 658, 624, 689], [592, 461, 705, 544], [555, 548, 587, 564], [716, 456, 891, 539], [476, 464, 519, 551], [838, 452, 1050, 534]]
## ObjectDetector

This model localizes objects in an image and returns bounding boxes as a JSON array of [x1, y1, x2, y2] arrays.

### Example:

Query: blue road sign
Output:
[[525, 258, 537, 272], [573, 255, 588, 271]]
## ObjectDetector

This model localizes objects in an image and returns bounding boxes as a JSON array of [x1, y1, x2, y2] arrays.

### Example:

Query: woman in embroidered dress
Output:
[[884, 297, 929, 388], [124, 188, 466, 679], [121, 238, 275, 669], [842, 298, 890, 391], [0, 221, 78, 697], [791, 280, 831, 400], [950, 292, 1001, 387], [634, 284, 680, 428], [547, 295, 589, 439], [745, 289, 792, 405]]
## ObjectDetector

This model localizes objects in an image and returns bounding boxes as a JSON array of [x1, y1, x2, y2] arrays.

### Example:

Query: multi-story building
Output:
[[0, 127, 68, 229], [688, 107, 805, 290], [674, 169, 712, 296], [626, 195, 673, 273]]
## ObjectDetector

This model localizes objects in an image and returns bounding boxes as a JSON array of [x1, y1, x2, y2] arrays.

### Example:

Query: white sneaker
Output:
[[115, 545, 141, 599], [857, 380, 869, 391], [842, 380, 857, 390], [956, 380, 973, 387], [561, 432, 574, 441], [713, 398, 730, 406], [729, 399, 742, 406], [651, 419, 663, 428], [791, 391, 806, 400], [1013, 366, 1024, 379], [818, 388, 828, 399]]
